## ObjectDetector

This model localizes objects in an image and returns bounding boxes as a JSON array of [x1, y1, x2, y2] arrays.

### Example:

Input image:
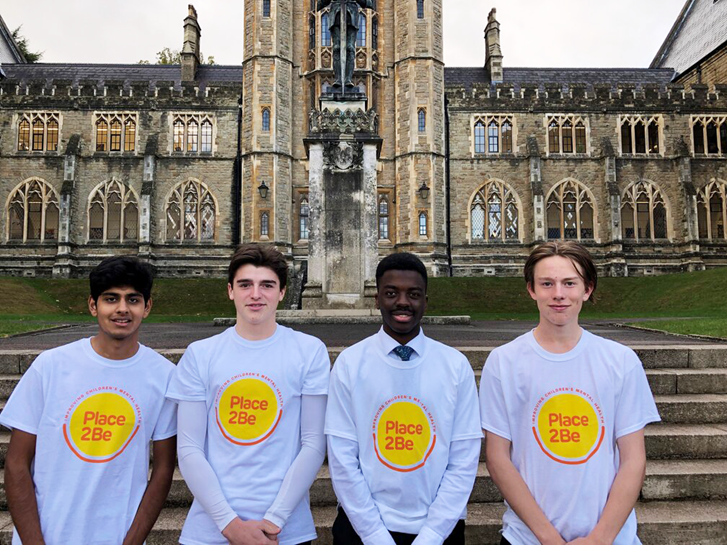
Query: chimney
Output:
[[181, 5, 201, 82], [485, 8, 503, 84]]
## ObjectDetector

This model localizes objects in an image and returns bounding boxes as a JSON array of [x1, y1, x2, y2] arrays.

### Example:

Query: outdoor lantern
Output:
[[418, 182, 430, 200], [258, 181, 269, 199]]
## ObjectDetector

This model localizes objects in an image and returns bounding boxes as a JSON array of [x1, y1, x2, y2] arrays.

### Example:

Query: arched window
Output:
[[96, 119, 108, 152], [417, 0, 425, 19], [575, 121, 586, 153], [17, 113, 61, 152], [201, 120, 213, 152], [110, 118, 122, 152], [561, 120, 573, 153], [165, 180, 217, 242], [300, 198, 310, 240], [263, 0, 271, 18], [621, 120, 632, 154], [697, 179, 726, 240], [321, 13, 331, 46], [621, 116, 662, 155], [621, 180, 669, 241], [546, 115, 588, 154], [356, 13, 367, 47], [474, 121, 486, 154], [260, 211, 270, 237], [648, 120, 659, 153], [501, 120, 512, 153], [418, 211, 428, 237], [124, 118, 136, 152], [32, 118, 44, 151], [87, 179, 139, 243], [378, 194, 389, 240], [7, 178, 59, 242], [418, 108, 426, 133], [173, 119, 185, 152], [634, 120, 646, 154], [187, 120, 198, 152], [548, 120, 559, 153], [18, 119, 30, 151], [309, 15, 316, 50], [546, 179, 595, 240], [47, 118, 59, 152], [372, 16, 379, 50], [488, 121, 499, 153], [262, 108, 271, 132], [470, 180, 520, 242], [693, 120, 705, 154]]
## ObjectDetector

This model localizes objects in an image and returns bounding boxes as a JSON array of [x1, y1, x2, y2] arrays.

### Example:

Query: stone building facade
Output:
[[0, 1, 725, 279]]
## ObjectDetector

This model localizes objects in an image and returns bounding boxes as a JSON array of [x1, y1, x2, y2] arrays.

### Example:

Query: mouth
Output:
[[549, 305, 569, 311], [247, 303, 266, 311], [392, 311, 413, 323], [111, 318, 132, 326]]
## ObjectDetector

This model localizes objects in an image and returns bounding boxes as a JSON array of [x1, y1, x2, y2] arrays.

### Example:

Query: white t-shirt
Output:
[[165, 325, 330, 545], [325, 328, 482, 535], [0, 338, 177, 545], [479, 329, 661, 545]]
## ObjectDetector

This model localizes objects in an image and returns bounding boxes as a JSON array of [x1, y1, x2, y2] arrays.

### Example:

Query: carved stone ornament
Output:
[[309, 108, 377, 135], [323, 141, 364, 170]]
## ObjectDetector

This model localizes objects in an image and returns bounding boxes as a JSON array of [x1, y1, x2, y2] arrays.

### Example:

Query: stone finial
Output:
[[182, 5, 202, 82], [188, 4, 198, 19], [485, 7, 503, 84], [488, 8, 497, 23]]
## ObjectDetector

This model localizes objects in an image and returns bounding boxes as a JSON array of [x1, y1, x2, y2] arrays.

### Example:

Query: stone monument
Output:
[[303, 0, 380, 309]]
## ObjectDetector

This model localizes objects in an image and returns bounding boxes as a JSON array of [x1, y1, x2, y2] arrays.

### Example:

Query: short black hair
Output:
[[89, 256, 154, 303], [375, 252, 428, 290]]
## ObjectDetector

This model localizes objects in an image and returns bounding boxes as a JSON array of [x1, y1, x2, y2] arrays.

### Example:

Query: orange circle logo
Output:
[[532, 389, 605, 465], [372, 396, 436, 472], [63, 388, 141, 463], [215, 373, 283, 446]]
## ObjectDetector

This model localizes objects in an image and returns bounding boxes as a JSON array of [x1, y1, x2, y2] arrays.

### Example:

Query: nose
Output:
[[553, 283, 565, 299], [251, 284, 262, 299], [395, 292, 410, 307], [117, 298, 130, 313]]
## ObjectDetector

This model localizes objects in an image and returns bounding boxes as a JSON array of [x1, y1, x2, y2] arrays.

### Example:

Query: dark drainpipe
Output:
[[233, 95, 243, 245], [444, 94, 453, 277]]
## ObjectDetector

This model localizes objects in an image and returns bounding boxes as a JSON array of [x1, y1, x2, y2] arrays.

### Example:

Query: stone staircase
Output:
[[0, 345, 725, 544]]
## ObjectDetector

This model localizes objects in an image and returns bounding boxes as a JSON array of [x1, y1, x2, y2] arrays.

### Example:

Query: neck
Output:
[[90, 333, 140, 361], [384, 325, 419, 346], [532, 320, 582, 354], [235, 320, 277, 342]]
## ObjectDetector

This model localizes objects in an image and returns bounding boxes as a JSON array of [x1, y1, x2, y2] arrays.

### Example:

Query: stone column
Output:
[[528, 137, 545, 241], [53, 135, 80, 277], [362, 143, 379, 299], [303, 143, 325, 307]]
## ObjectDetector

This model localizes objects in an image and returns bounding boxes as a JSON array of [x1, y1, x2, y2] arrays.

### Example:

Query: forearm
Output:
[[412, 438, 480, 545], [6, 462, 44, 544], [327, 435, 396, 545], [123, 438, 176, 545]]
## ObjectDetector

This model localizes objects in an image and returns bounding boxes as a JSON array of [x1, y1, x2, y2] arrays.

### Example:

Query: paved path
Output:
[[0, 320, 723, 350]]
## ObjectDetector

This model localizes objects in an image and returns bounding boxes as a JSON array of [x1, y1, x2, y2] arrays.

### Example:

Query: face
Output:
[[228, 264, 285, 329], [375, 269, 427, 345], [527, 255, 593, 330], [89, 286, 151, 341]]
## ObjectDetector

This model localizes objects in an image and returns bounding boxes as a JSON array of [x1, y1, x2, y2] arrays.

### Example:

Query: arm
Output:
[[327, 435, 396, 545], [412, 438, 480, 545], [485, 432, 565, 545], [263, 395, 327, 529], [569, 430, 646, 545], [123, 436, 176, 545], [5, 429, 44, 544], [177, 401, 277, 545]]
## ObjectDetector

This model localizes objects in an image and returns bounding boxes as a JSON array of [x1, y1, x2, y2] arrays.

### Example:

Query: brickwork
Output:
[[678, 44, 727, 89]]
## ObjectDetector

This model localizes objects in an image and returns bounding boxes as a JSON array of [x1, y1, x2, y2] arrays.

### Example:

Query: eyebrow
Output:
[[537, 276, 580, 281], [236, 278, 278, 285]]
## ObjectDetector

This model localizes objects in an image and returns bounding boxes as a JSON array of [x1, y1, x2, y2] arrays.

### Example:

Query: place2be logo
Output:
[[63, 387, 142, 463], [372, 395, 437, 472], [215, 373, 284, 446], [532, 388, 605, 465]]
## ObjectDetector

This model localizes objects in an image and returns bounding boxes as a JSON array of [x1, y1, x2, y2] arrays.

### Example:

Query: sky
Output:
[[0, 0, 687, 68]]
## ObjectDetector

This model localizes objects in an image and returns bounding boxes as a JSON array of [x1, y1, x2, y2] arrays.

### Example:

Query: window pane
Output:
[[125, 202, 138, 241], [262, 109, 271, 132], [707, 122, 719, 154], [474, 122, 485, 153], [96, 120, 108, 152], [418, 109, 426, 133], [471, 199, 484, 240], [201, 194, 215, 240], [709, 193, 723, 239], [174, 120, 185, 152], [188, 121, 198, 152], [417, 0, 424, 19], [580, 203, 594, 239], [562, 121, 573, 153], [693, 122, 705, 154], [505, 202, 518, 240], [27, 191, 42, 240], [548, 121, 559, 153], [32, 118, 44, 151], [488, 121, 499, 153], [720, 122, 727, 155], [201, 121, 213, 152], [378, 216, 388, 240], [18, 119, 30, 151], [300, 198, 310, 240], [648, 121, 659, 154], [372, 17, 378, 50], [263, 0, 271, 17], [487, 192, 502, 240], [166, 200, 181, 240], [653, 203, 667, 239], [322, 14, 331, 46], [546, 202, 560, 239], [309, 15, 316, 50], [261, 212, 269, 237], [634, 121, 646, 154], [563, 199, 577, 239], [419, 212, 427, 236], [622, 203, 635, 239], [110, 119, 122, 152], [184, 185, 199, 240], [637, 202, 650, 239], [107, 190, 122, 240], [9, 198, 24, 240], [698, 199, 709, 239], [124, 119, 136, 152], [501, 121, 512, 153], [44, 202, 58, 241], [356, 13, 366, 47], [621, 121, 632, 154], [47, 119, 59, 152], [575, 123, 586, 154]]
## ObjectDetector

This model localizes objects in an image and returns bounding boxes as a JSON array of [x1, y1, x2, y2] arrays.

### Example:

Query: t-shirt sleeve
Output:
[[302, 340, 330, 396], [0, 363, 45, 435], [165, 345, 207, 403], [451, 356, 485, 441], [324, 355, 358, 441], [478, 350, 512, 441], [614, 349, 661, 438]]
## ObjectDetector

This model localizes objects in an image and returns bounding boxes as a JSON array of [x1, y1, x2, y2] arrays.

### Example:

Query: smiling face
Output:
[[228, 264, 286, 338], [375, 269, 427, 345], [527, 255, 593, 333], [89, 286, 151, 342]]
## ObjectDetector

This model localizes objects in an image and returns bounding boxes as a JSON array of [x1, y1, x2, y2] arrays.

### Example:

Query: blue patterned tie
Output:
[[392, 345, 414, 361]]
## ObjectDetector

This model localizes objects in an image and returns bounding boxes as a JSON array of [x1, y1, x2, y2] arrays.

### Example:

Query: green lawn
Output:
[[0, 268, 725, 338], [625, 317, 727, 339]]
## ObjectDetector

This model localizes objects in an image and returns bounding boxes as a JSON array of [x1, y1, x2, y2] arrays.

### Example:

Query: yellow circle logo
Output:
[[532, 390, 605, 465], [215, 374, 283, 446], [63, 389, 140, 463], [372, 397, 436, 472]]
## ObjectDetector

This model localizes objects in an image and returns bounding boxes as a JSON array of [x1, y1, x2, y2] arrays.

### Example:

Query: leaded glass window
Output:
[[698, 179, 727, 240], [6, 178, 59, 243], [546, 115, 588, 154], [470, 180, 520, 242], [17, 113, 61, 152], [172, 114, 214, 154], [419, 212, 428, 237], [261, 211, 270, 237], [87, 179, 139, 243], [417, 0, 424, 19], [692, 116, 727, 156], [262, 108, 271, 132], [322, 14, 331, 46], [357, 13, 366, 47], [300, 198, 310, 240], [165, 180, 217, 242], [378, 195, 389, 240], [418, 109, 426, 133], [546, 179, 595, 240], [621, 180, 669, 241]]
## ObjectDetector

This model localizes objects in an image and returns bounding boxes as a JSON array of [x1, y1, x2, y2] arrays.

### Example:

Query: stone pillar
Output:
[[303, 143, 325, 305], [601, 137, 626, 276], [140, 136, 158, 260], [53, 135, 80, 277], [362, 143, 379, 300], [527, 137, 545, 241]]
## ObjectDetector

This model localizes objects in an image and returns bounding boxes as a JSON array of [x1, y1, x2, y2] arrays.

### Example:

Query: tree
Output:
[[137, 47, 215, 65], [11, 26, 43, 63]]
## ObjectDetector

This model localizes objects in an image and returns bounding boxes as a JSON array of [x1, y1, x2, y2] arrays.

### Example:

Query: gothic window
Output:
[[172, 114, 215, 154], [309, 15, 316, 50], [87, 179, 139, 243], [546, 179, 595, 240], [32, 118, 44, 151], [621, 116, 663, 155], [378, 194, 390, 240], [299, 197, 310, 240], [96, 119, 109, 152], [124, 119, 136, 152], [470, 180, 520, 242], [418, 108, 426, 133], [47, 118, 59, 152], [262, 108, 271, 132], [6, 178, 59, 243], [260, 211, 270, 237], [95, 113, 137, 153], [418, 211, 428, 237], [110, 119, 122, 152], [474, 115, 514, 155], [165, 179, 217, 242], [263, 0, 271, 17], [356, 13, 367, 47], [17, 113, 60, 152], [372, 16, 378, 50], [691, 116, 727, 156], [322, 13, 331, 46], [18, 119, 30, 151], [621, 180, 669, 241], [546, 115, 589, 155], [417, 0, 425, 19], [697, 179, 727, 240]]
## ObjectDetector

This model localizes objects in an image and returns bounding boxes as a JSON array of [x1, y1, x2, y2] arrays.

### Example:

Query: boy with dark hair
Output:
[[326, 252, 481, 545], [167, 243, 329, 545], [480, 241, 660, 545], [2, 256, 177, 544]]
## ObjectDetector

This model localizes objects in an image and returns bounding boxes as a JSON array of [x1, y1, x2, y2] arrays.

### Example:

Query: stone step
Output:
[[644, 423, 727, 459], [647, 368, 727, 395], [654, 394, 727, 424], [0, 501, 723, 545]]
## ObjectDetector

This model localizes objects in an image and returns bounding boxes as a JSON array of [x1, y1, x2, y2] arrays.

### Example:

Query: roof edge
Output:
[[651, 0, 695, 68], [0, 14, 27, 63]]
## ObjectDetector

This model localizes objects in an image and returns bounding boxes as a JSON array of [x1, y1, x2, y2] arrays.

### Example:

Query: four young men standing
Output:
[[1, 242, 659, 544]]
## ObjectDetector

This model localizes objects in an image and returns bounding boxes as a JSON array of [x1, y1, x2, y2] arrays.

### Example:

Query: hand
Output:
[[221, 518, 279, 545], [567, 537, 609, 545], [261, 519, 281, 539]]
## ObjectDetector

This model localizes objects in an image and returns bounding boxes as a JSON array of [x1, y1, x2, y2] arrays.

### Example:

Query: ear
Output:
[[88, 295, 98, 317], [583, 283, 594, 302], [526, 282, 537, 301], [279, 287, 286, 302], [374, 291, 380, 309], [227, 283, 234, 301], [143, 297, 153, 319]]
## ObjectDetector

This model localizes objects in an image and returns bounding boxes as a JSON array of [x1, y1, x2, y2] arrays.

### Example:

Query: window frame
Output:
[[619, 115, 663, 156], [621, 180, 671, 242], [170, 113, 215, 155], [6, 178, 60, 243], [545, 114, 590, 156], [473, 115, 515, 156], [469, 179, 522, 243], [94, 113, 138, 154], [164, 179, 218, 243], [691, 115, 727, 156], [86, 178, 140, 244], [545, 179, 597, 241], [698, 179, 727, 241], [17, 113, 61, 153]]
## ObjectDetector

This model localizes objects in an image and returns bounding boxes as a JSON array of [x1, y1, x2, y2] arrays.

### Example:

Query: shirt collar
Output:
[[376, 326, 426, 360]]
